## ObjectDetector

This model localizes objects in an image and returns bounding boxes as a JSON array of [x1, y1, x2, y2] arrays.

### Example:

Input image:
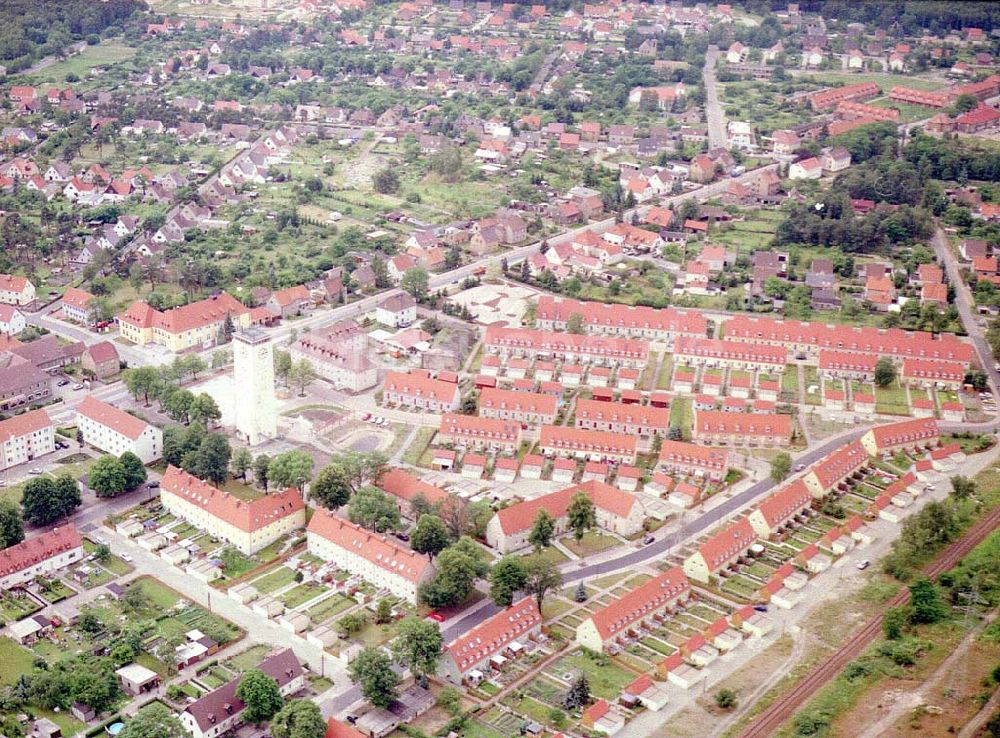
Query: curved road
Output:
[[442, 416, 992, 643]]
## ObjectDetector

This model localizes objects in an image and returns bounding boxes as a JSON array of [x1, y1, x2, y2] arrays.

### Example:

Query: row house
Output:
[[809, 82, 879, 110], [692, 409, 792, 447], [438, 597, 542, 684], [682, 518, 757, 583], [576, 567, 691, 652], [900, 358, 965, 390], [860, 417, 938, 456], [888, 86, 951, 108], [803, 439, 869, 498], [438, 413, 522, 453], [478, 387, 558, 426], [817, 350, 877, 381], [657, 439, 729, 482], [484, 326, 650, 368], [0, 526, 84, 591], [723, 315, 974, 366], [486, 481, 645, 553], [381, 370, 460, 412], [747, 479, 812, 537], [306, 510, 435, 604], [574, 398, 670, 440], [160, 466, 305, 555], [674, 336, 787, 373], [539, 425, 638, 464], [0, 355, 51, 412], [535, 295, 707, 344]]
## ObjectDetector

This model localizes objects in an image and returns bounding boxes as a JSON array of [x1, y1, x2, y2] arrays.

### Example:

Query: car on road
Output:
[[121, 553, 133, 563], [642, 535, 655, 545], [57, 379, 69, 387], [30, 468, 42, 475], [147, 480, 160, 488], [856, 559, 870, 570], [753, 605, 768, 612], [394, 532, 410, 542], [794, 463, 805, 472], [362, 413, 371, 421], [72, 383, 84, 390], [426, 611, 445, 622]]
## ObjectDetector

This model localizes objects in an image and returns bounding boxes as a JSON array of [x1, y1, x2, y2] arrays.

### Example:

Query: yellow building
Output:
[[117, 293, 251, 351]]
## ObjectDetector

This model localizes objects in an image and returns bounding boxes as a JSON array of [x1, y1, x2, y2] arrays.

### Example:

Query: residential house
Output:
[[76, 396, 162, 463]]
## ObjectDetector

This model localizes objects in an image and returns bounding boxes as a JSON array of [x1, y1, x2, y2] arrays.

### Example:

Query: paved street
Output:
[[703, 45, 728, 149]]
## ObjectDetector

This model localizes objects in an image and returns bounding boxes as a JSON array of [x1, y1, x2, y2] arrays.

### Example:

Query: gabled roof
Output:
[[78, 396, 153, 441], [0, 408, 52, 444], [0, 525, 81, 577], [307, 509, 433, 584], [757, 479, 811, 528], [585, 567, 689, 640], [377, 469, 449, 508], [697, 518, 756, 570], [161, 466, 303, 533], [444, 596, 541, 672], [493, 480, 639, 535]]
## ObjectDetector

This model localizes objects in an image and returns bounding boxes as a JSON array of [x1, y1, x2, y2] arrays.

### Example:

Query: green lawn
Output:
[[133, 577, 180, 610], [0, 637, 36, 685], [307, 594, 356, 623], [875, 381, 910, 415], [252, 565, 299, 593], [796, 72, 945, 91], [279, 583, 327, 609], [19, 42, 138, 85], [559, 531, 621, 558], [669, 397, 693, 440], [553, 651, 636, 699], [226, 644, 272, 673], [656, 355, 674, 389], [220, 479, 265, 502], [401, 427, 437, 466]]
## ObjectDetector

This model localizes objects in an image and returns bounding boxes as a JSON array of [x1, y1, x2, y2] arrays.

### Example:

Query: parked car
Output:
[[856, 560, 871, 570], [642, 535, 655, 545], [72, 383, 84, 390], [57, 379, 70, 387], [426, 611, 445, 622]]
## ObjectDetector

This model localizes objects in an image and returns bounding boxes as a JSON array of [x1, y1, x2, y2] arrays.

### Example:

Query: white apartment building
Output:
[[160, 466, 305, 555], [0, 526, 84, 590], [0, 408, 55, 471], [76, 395, 162, 463], [306, 509, 435, 604]]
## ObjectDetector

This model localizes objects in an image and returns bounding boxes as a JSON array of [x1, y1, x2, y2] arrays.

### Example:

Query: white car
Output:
[[72, 383, 84, 390], [121, 553, 133, 563]]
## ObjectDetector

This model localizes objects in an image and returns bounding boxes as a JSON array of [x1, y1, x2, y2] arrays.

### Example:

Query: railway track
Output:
[[738, 503, 1000, 738]]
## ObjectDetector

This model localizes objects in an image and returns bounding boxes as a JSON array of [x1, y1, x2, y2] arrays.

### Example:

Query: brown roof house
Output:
[[81, 341, 120, 380]]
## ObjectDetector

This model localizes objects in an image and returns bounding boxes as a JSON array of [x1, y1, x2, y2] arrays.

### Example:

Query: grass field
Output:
[[559, 531, 621, 558], [0, 636, 36, 686], [669, 397, 693, 439], [796, 72, 945, 92], [875, 380, 910, 415], [20, 43, 137, 84], [252, 565, 298, 594]]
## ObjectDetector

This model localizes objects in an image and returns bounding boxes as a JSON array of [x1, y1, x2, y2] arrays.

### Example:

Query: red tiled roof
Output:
[[724, 315, 973, 364], [494, 480, 639, 535], [118, 293, 250, 334], [325, 718, 365, 738], [377, 469, 449, 507], [697, 518, 757, 571], [479, 387, 557, 418], [693, 409, 792, 440], [61, 286, 94, 310], [445, 596, 541, 672], [901, 358, 964, 383], [540, 425, 637, 457], [810, 440, 868, 489], [575, 398, 670, 430], [869, 418, 938, 451], [162, 466, 304, 533], [586, 567, 690, 640], [307, 508, 433, 584], [439, 413, 521, 444], [658, 439, 728, 472], [757, 479, 811, 528], [536, 295, 706, 337], [675, 336, 786, 366], [0, 408, 52, 445], [818, 350, 877, 373], [485, 325, 649, 362], [78, 396, 153, 441], [384, 371, 460, 405], [0, 525, 81, 578]]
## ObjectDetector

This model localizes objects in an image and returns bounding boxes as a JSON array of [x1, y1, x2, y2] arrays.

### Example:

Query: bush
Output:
[[714, 688, 737, 709]]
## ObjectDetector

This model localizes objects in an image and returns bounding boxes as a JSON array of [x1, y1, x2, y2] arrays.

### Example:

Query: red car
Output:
[[426, 611, 445, 622]]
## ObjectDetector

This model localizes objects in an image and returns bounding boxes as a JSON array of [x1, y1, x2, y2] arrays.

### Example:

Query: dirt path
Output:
[[855, 607, 1000, 738]]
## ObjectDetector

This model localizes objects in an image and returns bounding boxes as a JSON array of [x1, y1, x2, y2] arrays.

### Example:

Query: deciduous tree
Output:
[[489, 556, 528, 607], [349, 647, 399, 708], [235, 670, 283, 725]]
